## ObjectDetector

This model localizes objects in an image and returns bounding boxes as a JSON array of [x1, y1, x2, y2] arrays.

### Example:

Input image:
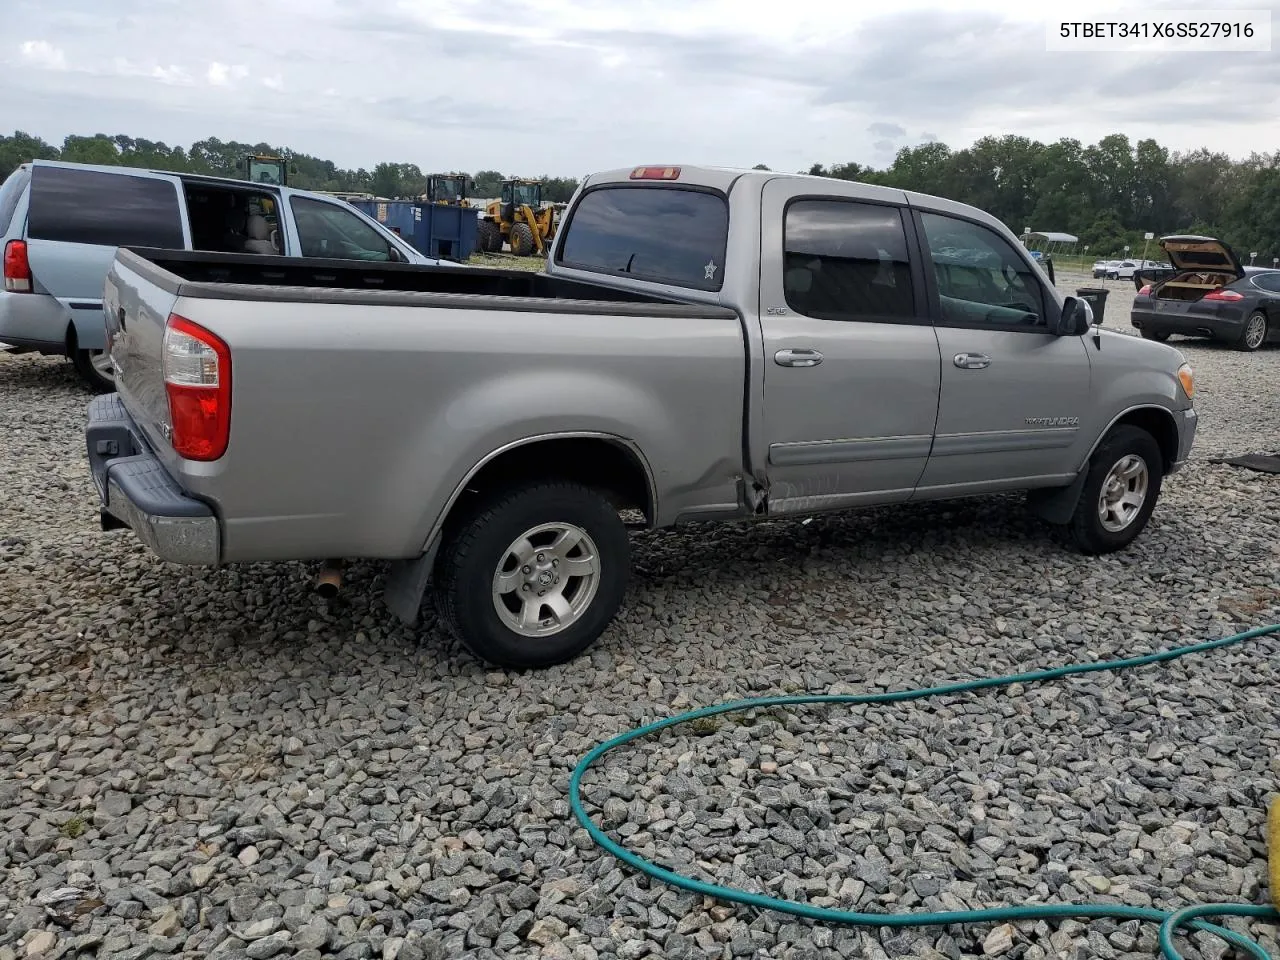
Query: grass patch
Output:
[[60, 816, 86, 839], [688, 716, 724, 735]]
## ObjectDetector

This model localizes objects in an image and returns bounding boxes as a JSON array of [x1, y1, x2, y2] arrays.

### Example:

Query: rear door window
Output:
[[556, 186, 728, 291], [783, 199, 917, 321], [1252, 272, 1280, 293], [0, 166, 31, 235], [27, 165, 185, 248]]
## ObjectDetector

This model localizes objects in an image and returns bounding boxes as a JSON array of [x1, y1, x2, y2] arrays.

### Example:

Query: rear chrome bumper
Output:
[[85, 394, 220, 565]]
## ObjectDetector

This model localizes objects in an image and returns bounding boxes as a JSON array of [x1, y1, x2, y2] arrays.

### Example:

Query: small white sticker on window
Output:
[[704, 260, 718, 281]]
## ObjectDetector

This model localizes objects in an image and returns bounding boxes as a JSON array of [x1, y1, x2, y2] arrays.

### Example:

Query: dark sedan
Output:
[[1130, 234, 1280, 352]]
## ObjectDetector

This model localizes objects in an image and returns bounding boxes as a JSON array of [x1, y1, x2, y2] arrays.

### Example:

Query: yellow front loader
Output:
[[477, 178, 557, 257]]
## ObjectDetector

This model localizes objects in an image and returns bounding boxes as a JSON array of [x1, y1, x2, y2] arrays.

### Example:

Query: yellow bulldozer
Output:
[[425, 173, 472, 207], [476, 178, 557, 257]]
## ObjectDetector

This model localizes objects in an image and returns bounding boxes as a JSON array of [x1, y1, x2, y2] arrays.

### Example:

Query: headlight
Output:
[[1177, 362, 1195, 401]]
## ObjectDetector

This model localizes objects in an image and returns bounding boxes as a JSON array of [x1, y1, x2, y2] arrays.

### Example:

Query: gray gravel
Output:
[[3, 278, 1279, 960]]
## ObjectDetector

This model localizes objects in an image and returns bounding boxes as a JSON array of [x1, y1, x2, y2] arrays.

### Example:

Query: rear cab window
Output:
[[556, 186, 728, 291], [28, 165, 185, 248], [0, 166, 31, 236]]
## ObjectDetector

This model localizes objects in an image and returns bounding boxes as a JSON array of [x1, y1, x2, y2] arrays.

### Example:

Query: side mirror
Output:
[[1053, 296, 1093, 336]]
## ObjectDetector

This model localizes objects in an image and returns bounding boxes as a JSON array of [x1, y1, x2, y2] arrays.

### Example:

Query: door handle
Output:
[[775, 348, 823, 368], [953, 352, 991, 369]]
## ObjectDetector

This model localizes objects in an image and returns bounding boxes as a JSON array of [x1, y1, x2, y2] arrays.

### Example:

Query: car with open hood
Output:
[[1130, 234, 1279, 352]]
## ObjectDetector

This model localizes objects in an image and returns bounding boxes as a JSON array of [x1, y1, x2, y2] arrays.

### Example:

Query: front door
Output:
[[758, 178, 942, 514], [910, 208, 1092, 496]]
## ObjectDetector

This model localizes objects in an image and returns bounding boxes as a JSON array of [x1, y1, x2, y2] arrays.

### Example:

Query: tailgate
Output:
[[102, 252, 183, 462]]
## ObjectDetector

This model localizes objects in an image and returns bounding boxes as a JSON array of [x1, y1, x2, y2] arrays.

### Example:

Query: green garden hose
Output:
[[570, 623, 1280, 960]]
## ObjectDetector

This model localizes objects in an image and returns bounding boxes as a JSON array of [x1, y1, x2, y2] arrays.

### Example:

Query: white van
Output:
[[1, 159, 440, 390]]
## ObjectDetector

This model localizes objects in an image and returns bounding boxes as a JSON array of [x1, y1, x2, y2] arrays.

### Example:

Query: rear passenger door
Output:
[[24, 161, 189, 350], [758, 178, 942, 513], [911, 206, 1092, 494]]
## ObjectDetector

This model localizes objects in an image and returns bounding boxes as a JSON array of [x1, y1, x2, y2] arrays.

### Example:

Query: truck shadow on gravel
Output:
[[627, 493, 1090, 583], [96, 490, 1181, 676], [0, 353, 91, 396]]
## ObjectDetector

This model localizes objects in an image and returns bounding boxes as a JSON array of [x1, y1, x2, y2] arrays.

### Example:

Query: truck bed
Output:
[[117, 247, 715, 315], [101, 246, 749, 565]]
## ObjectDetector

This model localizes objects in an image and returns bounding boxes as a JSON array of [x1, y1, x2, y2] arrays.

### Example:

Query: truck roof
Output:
[[584, 164, 904, 196], [580, 164, 1011, 237], [583, 163, 941, 207]]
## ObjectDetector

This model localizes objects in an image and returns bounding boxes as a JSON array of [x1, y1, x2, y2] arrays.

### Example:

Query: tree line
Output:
[[2, 130, 1276, 261], [795, 134, 1278, 263], [0, 132, 583, 204]]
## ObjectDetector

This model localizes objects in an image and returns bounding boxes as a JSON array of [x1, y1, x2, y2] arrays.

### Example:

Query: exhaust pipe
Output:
[[313, 559, 345, 598]]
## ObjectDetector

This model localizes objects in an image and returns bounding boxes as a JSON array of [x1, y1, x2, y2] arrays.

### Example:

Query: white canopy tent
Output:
[[1024, 231, 1080, 257]]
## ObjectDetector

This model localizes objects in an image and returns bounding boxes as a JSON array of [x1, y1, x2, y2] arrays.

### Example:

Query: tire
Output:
[[1234, 310, 1268, 352], [433, 481, 631, 669], [1140, 328, 1170, 342], [509, 221, 535, 257], [487, 223, 504, 253], [1068, 425, 1164, 555], [71, 342, 115, 393], [475, 220, 499, 255]]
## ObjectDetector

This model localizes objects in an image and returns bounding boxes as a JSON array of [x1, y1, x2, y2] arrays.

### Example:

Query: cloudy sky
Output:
[[3, 0, 1278, 176]]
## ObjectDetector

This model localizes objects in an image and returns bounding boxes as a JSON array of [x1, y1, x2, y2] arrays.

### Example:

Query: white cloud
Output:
[[206, 62, 249, 86], [111, 57, 193, 85], [152, 65, 192, 85], [262, 74, 283, 90], [19, 40, 66, 70]]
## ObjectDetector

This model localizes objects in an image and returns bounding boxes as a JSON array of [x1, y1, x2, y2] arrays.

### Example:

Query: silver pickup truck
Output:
[[86, 164, 1198, 668]]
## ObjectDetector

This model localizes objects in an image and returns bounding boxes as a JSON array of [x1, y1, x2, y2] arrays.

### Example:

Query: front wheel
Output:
[[1069, 425, 1164, 554], [509, 222, 535, 257], [433, 482, 630, 669]]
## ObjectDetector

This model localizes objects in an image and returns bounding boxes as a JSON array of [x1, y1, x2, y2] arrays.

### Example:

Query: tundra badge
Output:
[[1025, 416, 1080, 427]]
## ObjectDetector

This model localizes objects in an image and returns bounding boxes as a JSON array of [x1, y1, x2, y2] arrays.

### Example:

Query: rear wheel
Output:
[[509, 221, 535, 257], [433, 481, 630, 669], [70, 336, 114, 393], [1235, 311, 1268, 352], [1068, 425, 1164, 555]]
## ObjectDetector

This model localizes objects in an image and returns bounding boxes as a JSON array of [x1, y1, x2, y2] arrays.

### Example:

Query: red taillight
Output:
[[1138, 284, 1152, 296], [163, 314, 231, 461], [3, 240, 32, 293], [1203, 288, 1244, 302], [629, 166, 681, 181]]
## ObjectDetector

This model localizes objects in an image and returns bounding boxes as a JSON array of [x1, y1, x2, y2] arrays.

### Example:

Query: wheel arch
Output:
[[1087, 405, 1180, 472], [432, 431, 658, 544]]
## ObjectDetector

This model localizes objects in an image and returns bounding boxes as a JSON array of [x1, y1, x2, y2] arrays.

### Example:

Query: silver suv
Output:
[[1, 159, 436, 390]]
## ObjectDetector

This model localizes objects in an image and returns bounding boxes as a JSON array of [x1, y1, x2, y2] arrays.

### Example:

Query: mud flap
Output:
[[383, 538, 441, 626], [1026, 467, 1088, 525]]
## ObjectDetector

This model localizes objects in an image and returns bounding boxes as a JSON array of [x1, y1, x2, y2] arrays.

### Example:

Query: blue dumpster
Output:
[[351, 200, 478, 261]]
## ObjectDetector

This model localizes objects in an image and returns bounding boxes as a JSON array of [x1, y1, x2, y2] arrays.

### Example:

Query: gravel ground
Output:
[[2, 273, 1279, 960]]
